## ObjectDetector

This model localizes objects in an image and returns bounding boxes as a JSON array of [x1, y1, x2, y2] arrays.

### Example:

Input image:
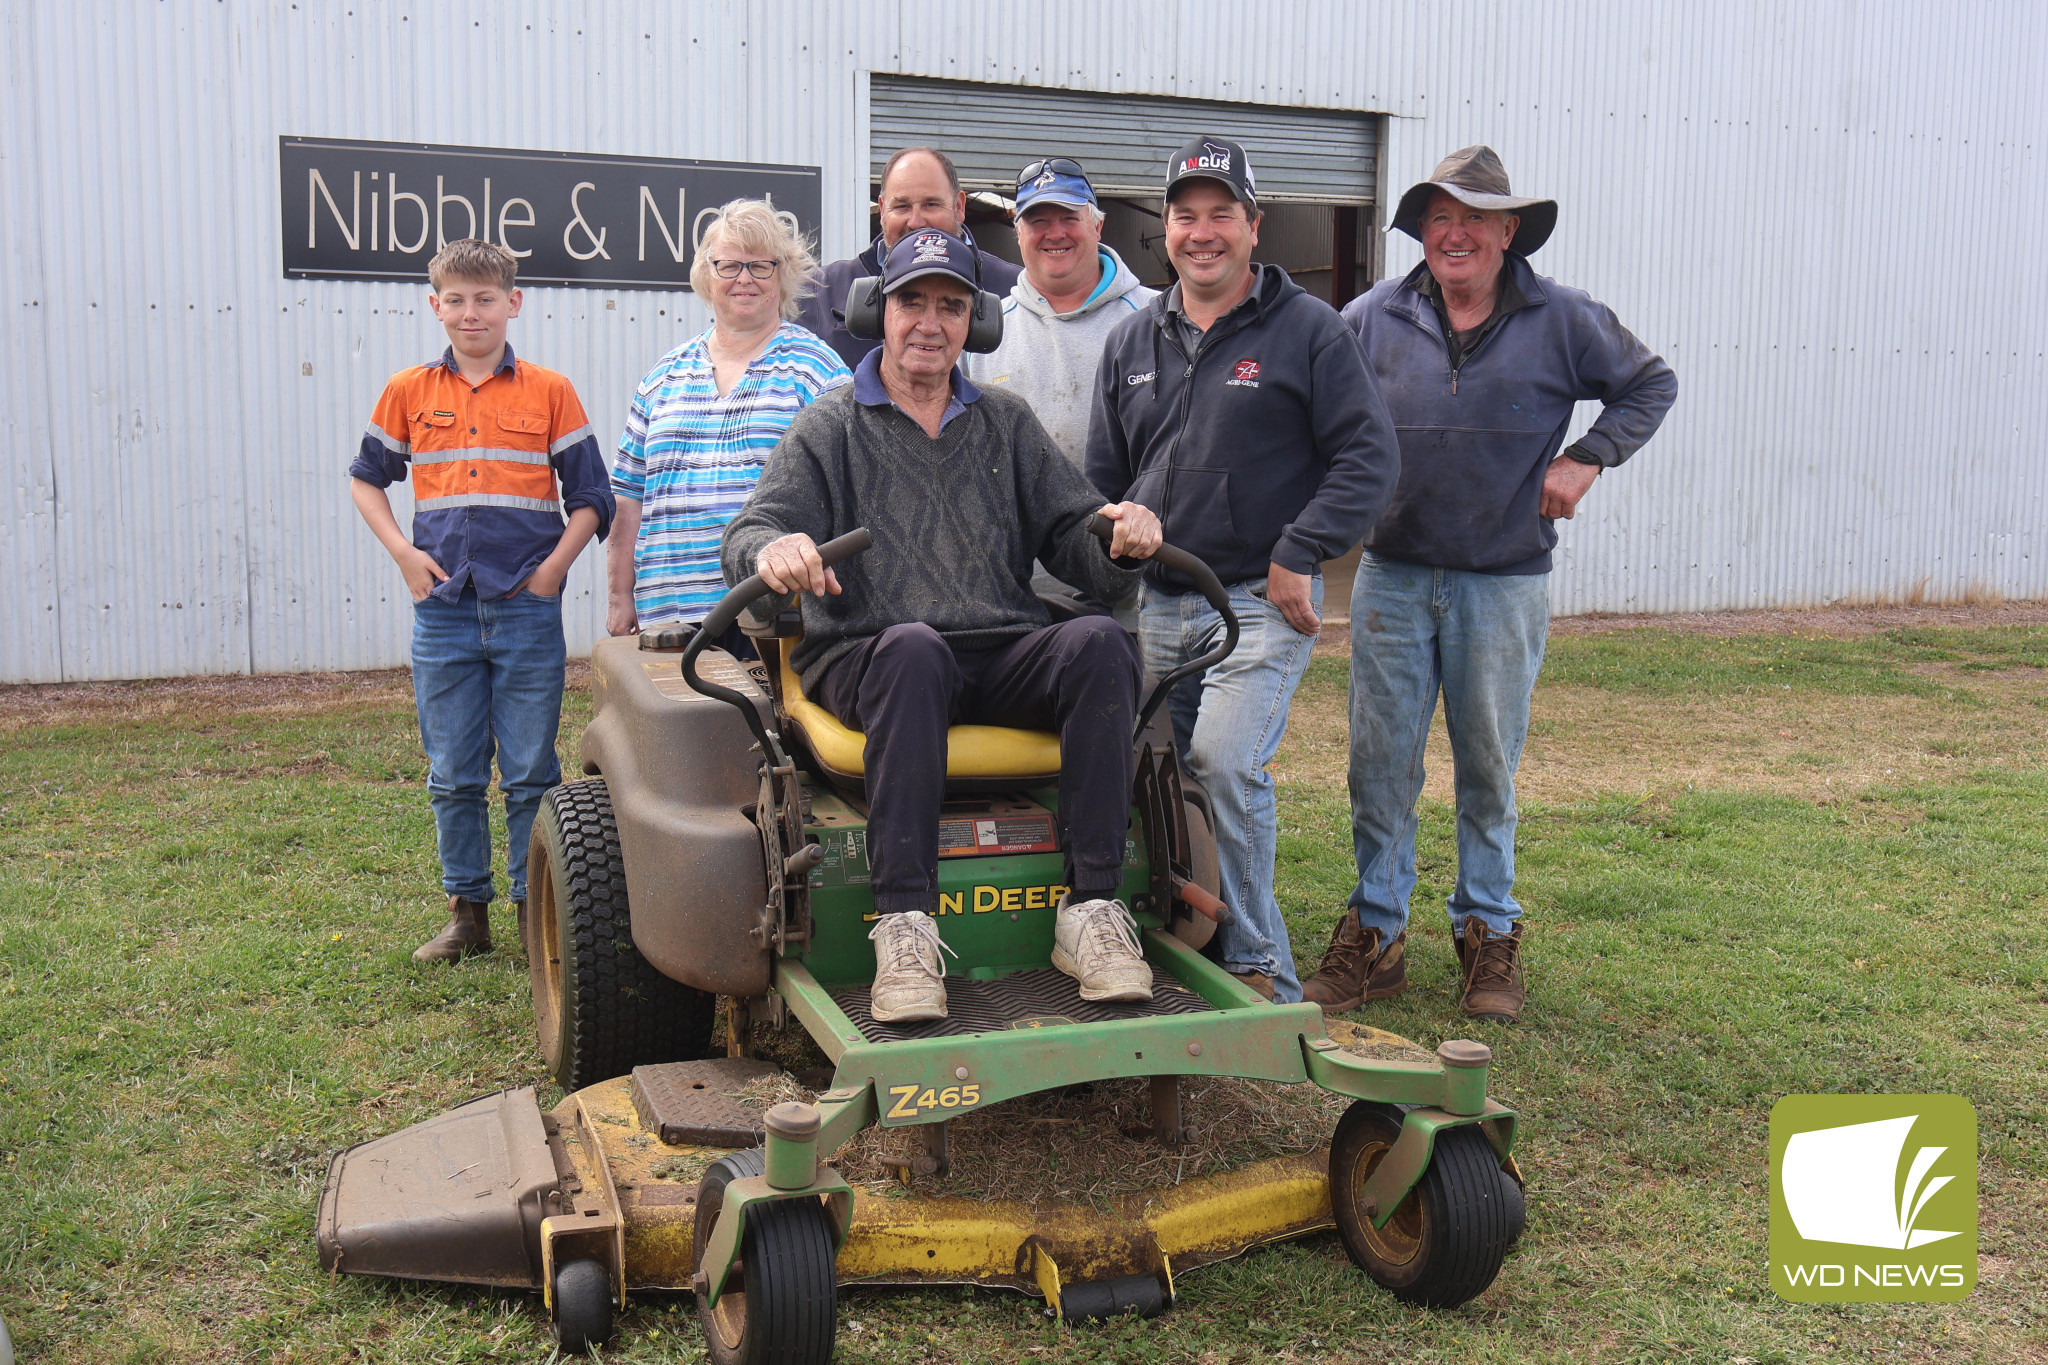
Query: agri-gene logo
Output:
[[1769, 1095, 1976, 1302]]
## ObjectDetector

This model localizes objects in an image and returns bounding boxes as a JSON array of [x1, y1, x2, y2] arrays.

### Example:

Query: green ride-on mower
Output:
[[318, 520, 1524, 1357]]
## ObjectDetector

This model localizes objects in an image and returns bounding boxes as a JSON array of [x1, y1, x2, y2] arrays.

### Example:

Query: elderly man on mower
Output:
[[723, 229, 1164, 1024]]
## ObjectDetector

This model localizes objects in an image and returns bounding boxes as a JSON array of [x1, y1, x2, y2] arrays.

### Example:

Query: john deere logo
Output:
[[1769, 1095, 1976, 1301]]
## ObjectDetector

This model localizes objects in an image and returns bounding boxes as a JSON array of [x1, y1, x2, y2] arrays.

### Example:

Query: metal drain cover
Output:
[[630, 1058, 785, 1147]]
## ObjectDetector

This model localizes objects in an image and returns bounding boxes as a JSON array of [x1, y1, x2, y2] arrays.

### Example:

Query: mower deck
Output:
[[318, 1063, 1344, 1316]]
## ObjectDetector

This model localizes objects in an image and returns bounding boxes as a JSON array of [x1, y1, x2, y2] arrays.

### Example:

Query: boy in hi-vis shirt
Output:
[[350, 239, 614, 961]]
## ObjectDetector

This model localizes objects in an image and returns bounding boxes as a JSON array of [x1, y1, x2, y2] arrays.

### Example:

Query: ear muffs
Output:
[[963, 289, 1004, 353], [851, 278, 1007, 353], [844, 275, 885, 341]]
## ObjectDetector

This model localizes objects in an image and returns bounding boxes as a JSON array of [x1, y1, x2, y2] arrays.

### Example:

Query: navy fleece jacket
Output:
[[1344, 255, 1677, 574], [1085, 263, 1401, 590]]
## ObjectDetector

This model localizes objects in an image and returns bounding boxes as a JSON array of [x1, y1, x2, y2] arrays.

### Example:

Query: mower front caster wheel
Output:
[[693, 1149, 838, 1365], [1330, 1101, 1516, 1308], [550, 1257, 613, 1353]]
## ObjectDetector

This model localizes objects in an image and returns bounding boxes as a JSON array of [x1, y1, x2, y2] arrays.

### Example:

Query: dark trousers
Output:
[[814, 617, 1142, 916]]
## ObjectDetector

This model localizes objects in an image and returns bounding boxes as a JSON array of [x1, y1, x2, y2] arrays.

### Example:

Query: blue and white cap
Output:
[[1015, 161, 1098, 214]]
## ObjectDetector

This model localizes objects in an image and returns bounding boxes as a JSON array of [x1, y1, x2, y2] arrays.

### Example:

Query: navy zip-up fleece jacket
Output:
[[1344, 255, 1677, 575], [1086, 263, 1401, 590]]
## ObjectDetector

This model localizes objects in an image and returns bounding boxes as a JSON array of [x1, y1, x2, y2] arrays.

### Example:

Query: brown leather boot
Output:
[[1457, 921, 1525, 1022], [413, 895, 491, 962], [1229, 970, 1276, 1001], [1300, 915, 1408, 1013]]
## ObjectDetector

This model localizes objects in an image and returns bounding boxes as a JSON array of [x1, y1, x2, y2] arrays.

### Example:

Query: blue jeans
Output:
[[1344, 555, 1549, 943], [411, 587, 566, 904], [1140, 575, 1322, 1001]]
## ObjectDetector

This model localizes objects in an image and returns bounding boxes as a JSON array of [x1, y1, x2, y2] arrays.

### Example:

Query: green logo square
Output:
[[1769, 1094, 1976, 1302]]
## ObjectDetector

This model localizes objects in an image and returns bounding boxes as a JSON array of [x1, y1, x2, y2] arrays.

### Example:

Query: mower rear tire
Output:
[[550, 1257, 613, 1353], [527, 779, 717, 1091], [1330, 1102, 1513, 1308], [694, 1149, 838, 1365]]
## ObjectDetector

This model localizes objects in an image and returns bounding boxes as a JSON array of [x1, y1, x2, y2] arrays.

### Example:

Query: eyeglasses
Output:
[[1015, 157, 1088, 188], [709, 258, 780, 280]]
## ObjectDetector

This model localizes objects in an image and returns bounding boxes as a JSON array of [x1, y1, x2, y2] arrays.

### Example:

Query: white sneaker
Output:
[[868, 910, 956, 1022], [1051, 895, 1153, 1002]]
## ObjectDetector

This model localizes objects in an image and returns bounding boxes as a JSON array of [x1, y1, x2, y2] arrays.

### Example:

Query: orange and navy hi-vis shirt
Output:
[[351, 345, 615, 602]]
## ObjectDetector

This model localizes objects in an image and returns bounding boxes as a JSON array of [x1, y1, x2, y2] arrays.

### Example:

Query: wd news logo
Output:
[[1769, 1095, 1976, 1302]]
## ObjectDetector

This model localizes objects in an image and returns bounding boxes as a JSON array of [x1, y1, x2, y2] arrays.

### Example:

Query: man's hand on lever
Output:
[[1097, 502, 1163, 560], [756, 533, 842, 597]]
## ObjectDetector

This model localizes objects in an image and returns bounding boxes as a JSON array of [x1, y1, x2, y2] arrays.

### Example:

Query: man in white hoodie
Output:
[[965, 158, 1157, 613]]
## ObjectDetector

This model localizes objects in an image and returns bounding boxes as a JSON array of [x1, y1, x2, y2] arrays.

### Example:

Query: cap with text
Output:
[[1165, 134, 1257, 210], [881, 229, 982, 294]]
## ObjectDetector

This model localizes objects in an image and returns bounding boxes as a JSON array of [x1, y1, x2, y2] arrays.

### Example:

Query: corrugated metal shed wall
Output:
[[2, 1, 2042, 681]]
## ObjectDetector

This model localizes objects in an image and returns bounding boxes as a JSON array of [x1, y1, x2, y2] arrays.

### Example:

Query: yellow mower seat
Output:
[[777, 640, 1062, 780]]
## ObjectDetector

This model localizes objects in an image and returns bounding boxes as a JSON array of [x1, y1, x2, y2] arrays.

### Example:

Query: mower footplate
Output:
[[830, 964, 1211, 1043], [630, 1058, 783, 1146]]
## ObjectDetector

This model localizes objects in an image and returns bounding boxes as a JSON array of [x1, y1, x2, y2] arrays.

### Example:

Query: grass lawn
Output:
[[1, 624, 2044, 1363]]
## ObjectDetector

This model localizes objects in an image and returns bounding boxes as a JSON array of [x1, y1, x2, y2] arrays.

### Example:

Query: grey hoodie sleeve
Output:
[[1013, 401, 1142, 603], [1272, 326, 1403, 576], [1561, 297, 1677, 468]]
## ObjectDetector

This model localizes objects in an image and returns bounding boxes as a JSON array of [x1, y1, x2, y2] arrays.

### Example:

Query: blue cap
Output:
[[1016, 165, 1097, 214], [881, 229, 981, 294]]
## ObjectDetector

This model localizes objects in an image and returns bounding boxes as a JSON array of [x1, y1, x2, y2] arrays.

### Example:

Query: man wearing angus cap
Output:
[[725, 229, 1165, 1026], [1086, 136, 1401, 1004], [1302, 147, 1677, 1024]]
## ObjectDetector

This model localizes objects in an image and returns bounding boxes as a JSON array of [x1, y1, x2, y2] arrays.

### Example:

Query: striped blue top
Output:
[[613, 322, 851, 625]]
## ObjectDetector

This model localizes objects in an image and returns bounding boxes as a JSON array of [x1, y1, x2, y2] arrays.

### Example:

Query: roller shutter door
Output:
[[870, 77, 1377, 206]]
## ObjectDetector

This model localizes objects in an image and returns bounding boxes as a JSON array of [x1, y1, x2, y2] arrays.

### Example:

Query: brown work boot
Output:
[[1229, 970, 1276, 1001], [1300, 915, 1408, 1012], [413, 895, 491, 962], [1457, 921, 1525, 1022]]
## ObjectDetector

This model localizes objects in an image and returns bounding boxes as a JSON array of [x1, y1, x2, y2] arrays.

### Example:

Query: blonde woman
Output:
[[608, 199, 851, 649]]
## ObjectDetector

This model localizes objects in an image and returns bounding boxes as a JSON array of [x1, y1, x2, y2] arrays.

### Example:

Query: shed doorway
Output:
[[868, 76, 1382, 307]]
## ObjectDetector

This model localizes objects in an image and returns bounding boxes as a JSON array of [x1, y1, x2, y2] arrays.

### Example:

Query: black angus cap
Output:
[[1164, 134, 1257, 211]]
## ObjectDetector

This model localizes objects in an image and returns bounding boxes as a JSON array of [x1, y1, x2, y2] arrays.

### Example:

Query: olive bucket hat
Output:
[[1391, 145, 1558, 254]]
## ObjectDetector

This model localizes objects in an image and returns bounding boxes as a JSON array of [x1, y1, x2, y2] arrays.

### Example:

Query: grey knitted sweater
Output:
[[722, 379, 1142, 692]]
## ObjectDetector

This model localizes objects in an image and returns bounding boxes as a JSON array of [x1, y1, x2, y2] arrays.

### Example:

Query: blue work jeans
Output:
[[411, 587, 566, 904], [1344, 555, 1549, 943], [1140, 575, 1322, 1002]]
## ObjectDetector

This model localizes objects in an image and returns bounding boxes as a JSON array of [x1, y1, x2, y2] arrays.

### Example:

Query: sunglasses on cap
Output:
[[1015, 156, 1088, 188]]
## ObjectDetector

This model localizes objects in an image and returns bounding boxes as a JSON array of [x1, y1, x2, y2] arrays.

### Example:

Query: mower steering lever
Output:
[[680, 528, 875, 748], [1082, 514, 1240, 740]]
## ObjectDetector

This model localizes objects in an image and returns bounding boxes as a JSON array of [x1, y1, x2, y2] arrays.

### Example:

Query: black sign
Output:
[[280, 136, 822, 291]]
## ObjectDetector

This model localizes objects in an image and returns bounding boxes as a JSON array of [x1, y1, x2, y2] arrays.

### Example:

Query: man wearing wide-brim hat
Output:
[[1300, 147, 1677, 1024]]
